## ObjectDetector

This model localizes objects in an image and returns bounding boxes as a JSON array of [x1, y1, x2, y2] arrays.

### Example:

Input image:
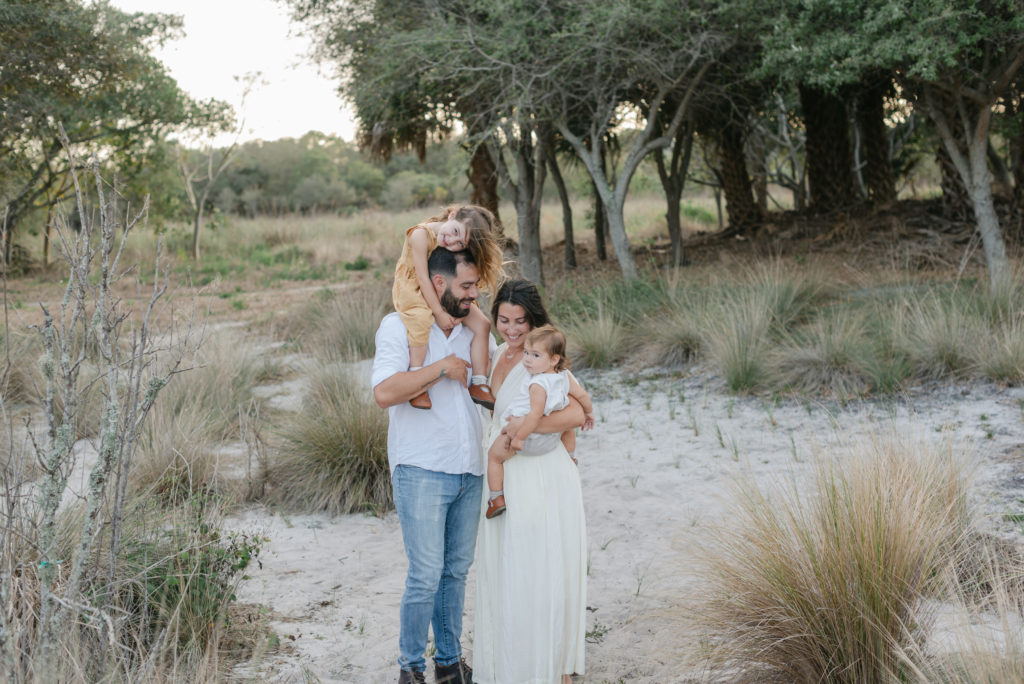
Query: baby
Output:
[[486, 325, 595, 519]]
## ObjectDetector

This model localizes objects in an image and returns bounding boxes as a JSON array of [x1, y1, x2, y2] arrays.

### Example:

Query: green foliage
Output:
[[273, 364, 391, 515], [0, 0, 232, 236], [117, 495, 263, 653]]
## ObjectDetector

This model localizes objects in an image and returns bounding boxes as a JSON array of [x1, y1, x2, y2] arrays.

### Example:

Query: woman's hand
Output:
[[501, 415, 524, 442]]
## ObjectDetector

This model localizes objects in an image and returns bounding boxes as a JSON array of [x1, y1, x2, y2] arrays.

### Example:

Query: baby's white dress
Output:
[[499, 371, 570, 455]]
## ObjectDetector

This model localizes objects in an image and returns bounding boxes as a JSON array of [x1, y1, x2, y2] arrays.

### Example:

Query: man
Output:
[[372, 248, 489, 684]]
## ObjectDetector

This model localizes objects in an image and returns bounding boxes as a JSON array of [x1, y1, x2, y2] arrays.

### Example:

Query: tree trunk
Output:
[[591, 177, 607, 261], [923, 85, 1009, 285], [800, 85, 856, 212], [655, 120, 694, 267], [937, 145, 973, 221], [512, 137, 546, 286], [604, 197, 637, 280], [43, 210, 52, 266], [545, 146, 575, 269], [718, 123, 760, 230], [191, 208, 203, 261], [856, 76, 897, 204], [468, 142, 501, 224]]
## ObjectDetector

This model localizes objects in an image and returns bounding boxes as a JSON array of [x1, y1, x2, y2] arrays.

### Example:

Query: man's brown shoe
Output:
[[410, 391, 431, 410], [468, 384, 495, 410], [435, 658, 473, 684], [485, 495, 506, 519], [397, 668, 426, 684]]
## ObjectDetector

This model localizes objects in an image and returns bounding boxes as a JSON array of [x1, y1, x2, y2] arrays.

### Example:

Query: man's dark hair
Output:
[[427, 247, 476, 279]]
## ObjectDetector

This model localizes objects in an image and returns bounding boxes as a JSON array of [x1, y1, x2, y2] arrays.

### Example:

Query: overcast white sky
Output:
[[110, 0, 357, 145]]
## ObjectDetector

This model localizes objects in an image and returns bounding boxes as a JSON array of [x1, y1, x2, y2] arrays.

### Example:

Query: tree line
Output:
[[286, 0, 1024, 286], [4, 0, 1022, 287]]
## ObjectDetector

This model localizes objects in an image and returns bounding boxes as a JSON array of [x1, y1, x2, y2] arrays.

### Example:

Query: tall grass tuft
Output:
[[772, 310, 877, 398], [563, 302, 626, 369], [896, 291, 984, 380], [132, 331, 273, 504], [744, 260, 830, 330], [702, 294, 772, 393], [697, 430, 974, 683], [273, 363, 391, 515], [0, 329, 40, 405], [275, 285, 391, 361], [974, 314, 1024, 384]]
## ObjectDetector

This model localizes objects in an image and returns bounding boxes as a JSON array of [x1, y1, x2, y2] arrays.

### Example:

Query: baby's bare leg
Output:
[[487, 439, 512, 494], [560, 429, 576, 453]]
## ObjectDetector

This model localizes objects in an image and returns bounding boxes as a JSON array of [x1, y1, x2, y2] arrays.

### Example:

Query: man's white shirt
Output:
[[371, 312, 496, 475]]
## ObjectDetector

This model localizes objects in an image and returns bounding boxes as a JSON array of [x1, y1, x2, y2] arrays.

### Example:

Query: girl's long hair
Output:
[[430, 205, 505, 293]]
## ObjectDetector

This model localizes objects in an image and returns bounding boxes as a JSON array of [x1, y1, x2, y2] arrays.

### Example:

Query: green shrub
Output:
[[697, 430, 973, 683], [273, 364, 391, 515], [116, 495, 262, 656]]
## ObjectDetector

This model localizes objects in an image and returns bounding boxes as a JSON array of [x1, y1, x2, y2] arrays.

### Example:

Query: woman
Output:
[[474, 279, 588, 684]]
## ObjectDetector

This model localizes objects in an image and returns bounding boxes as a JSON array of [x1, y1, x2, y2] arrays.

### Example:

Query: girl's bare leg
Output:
[[408, 344, 430, 409], [464, 305, 491, 376], [409, 344, 427, 369]]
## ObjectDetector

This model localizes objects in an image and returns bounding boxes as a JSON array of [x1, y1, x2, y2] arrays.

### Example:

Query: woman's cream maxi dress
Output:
[[473, 344, 587, 684]]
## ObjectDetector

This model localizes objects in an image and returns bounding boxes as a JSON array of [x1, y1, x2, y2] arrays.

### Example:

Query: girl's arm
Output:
[[409, 227, 455, 330], [567, 374, 595, 431], [509, 384, 547, 451]]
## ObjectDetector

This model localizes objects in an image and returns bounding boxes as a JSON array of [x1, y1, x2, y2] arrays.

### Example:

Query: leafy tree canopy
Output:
[[0, 0, 232, 241]]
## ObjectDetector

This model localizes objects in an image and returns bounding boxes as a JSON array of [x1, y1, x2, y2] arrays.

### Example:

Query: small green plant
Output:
[[586, 621, 610, 643], [344, 255, 370, 271]]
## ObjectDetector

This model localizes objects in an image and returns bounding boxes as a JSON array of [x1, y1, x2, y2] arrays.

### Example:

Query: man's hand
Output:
[[437, 355, 471, 386]]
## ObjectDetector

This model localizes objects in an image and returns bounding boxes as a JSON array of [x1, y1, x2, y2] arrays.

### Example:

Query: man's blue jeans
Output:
[[392, 465, 483, 672]]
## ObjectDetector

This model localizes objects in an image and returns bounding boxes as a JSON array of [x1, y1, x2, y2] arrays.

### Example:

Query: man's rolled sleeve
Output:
[[372, 314, 410, 389]]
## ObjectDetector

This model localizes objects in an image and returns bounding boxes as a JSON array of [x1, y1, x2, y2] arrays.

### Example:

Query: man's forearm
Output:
[[374, 363, 447, 408]]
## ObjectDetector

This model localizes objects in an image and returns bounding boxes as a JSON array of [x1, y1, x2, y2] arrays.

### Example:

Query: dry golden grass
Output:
[[696, 429, 975, 683], [271, 362, 390, 515]]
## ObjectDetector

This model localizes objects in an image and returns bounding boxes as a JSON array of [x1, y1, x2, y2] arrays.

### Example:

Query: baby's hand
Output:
[[510, 437, 525, 451], [434, 311, 457, 332], [582, 412, 596, 431]]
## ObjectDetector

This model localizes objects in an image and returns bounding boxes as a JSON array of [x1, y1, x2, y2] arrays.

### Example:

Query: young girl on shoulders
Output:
[[485, 325, 595, 519], [392, 205, 504, 410]]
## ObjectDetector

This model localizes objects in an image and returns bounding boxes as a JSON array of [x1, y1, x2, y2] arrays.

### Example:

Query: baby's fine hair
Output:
[[428, 205, 504, 293], [525, 325, 570, 372]]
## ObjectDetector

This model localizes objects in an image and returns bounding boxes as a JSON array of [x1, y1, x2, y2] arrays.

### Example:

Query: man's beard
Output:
[[440, 287, 473, 319]]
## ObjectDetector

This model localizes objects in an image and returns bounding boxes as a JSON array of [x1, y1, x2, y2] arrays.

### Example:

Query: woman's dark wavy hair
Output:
[[490, 279, 551, 331]]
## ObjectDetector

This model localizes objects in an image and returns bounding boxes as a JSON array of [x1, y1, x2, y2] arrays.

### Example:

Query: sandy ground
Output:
[[224, 364, 1024, 684]]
